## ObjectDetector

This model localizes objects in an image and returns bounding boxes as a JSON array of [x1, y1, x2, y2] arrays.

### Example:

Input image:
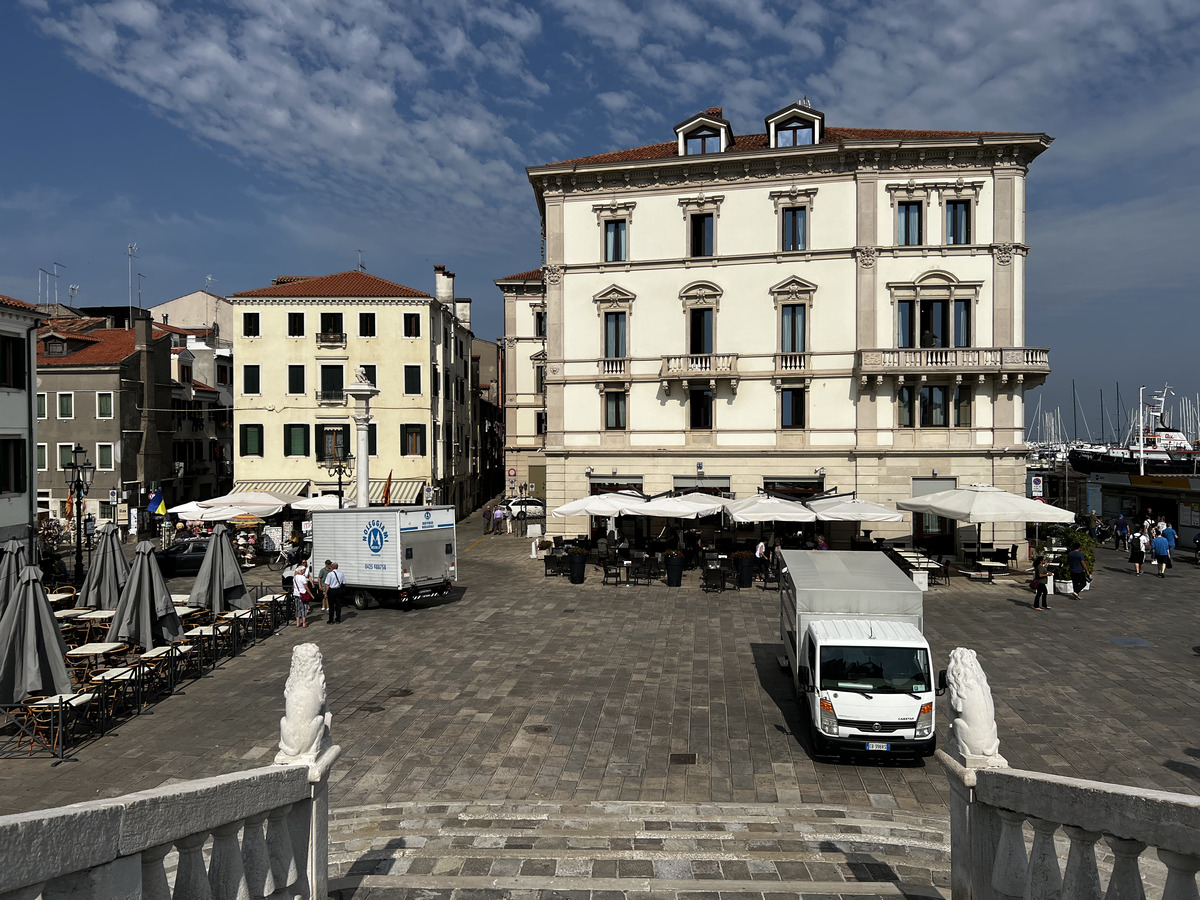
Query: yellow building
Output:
[[230, 269, 476, 514]]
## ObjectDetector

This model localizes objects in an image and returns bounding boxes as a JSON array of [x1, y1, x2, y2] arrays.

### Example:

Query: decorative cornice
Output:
[[679, 281, 723, 313], [592, 200, 637, 225], [678, 192, 724, 219], [768, 185, 818, 212]]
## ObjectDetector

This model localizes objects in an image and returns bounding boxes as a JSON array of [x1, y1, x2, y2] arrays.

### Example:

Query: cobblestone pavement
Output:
[[2, 534, 1198, 817]]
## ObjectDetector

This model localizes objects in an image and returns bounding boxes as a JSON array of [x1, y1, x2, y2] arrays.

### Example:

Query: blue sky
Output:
[[3, 0, 1198, 437]]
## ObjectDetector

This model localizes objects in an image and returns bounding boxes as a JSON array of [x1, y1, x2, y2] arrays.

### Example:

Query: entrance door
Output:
[[910, 477, 957, 555]]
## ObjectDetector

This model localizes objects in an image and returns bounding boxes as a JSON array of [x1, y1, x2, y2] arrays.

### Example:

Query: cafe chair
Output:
[[602, 561, 624, 586]]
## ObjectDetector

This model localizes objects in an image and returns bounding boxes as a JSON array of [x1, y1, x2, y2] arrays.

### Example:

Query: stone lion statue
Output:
[[354, 365, 374, 385], [946, 647, 1006, 766], [275, 643, 332, 765]]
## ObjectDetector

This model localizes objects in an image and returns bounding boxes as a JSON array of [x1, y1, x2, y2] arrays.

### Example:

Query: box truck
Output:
[[779, 550, 945, 758], [309, 506, 457, 609]]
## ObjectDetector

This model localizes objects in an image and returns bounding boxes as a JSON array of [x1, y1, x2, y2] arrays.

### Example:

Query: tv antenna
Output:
[[52, 262, 66, 305], [204, 274, 217, 294], [137, 273, 146, 311], [37, 268, 51, 305], [357, 249, 365, 272], [126, 242, 139, 325], [68, 284, 80, 303]]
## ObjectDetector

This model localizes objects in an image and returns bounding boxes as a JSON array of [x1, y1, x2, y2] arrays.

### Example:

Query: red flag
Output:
[[381, 469, 393, 505], [64, 494, 73, 519]]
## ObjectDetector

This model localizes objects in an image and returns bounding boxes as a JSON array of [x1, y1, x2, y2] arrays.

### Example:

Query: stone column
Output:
[[345, 377, 380, 509]]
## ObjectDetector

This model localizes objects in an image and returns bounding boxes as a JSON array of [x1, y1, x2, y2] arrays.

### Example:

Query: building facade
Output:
[[230, 269, 476, 516], [522, 103, 1053, 550], [0, 295, 42, 550], [496, 270, 548, 502], [35, 314, 175, 533]]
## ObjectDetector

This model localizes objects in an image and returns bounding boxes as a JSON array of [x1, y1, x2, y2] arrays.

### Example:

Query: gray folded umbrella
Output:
[[79, 523, 130, 610], [0, 566, 71, 704], [0, 538, 27, 619], [107, 542, 183, 650], [188, 524, 250, 613]]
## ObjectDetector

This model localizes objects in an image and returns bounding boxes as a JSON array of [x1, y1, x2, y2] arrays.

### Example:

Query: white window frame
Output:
[[56, 443, 74, 471], [95, 442, 115, 471], [57, 392, 74, 420], [594, 201, 636, 264], [769, 187, 817, 253], [36, 443, 47, 472], [95, 391, 114, 420], [403, 364, 422, 396]]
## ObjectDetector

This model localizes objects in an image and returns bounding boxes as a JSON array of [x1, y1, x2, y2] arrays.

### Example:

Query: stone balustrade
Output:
[[937, 647, 1196, 900], [0, 644, 340, 900]]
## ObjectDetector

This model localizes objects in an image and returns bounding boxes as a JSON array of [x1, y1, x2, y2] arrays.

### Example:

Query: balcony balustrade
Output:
[[315, 332, 346, 347], [774, 352, 808, 374], [598, 358, 628, 377], [856, 346, 1050, 386], [315, 389, 346, 405], [659, 353, 739, 394]]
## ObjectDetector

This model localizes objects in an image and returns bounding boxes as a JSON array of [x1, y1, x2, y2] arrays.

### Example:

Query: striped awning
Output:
[[344, 478, 425, 505], [233, 480, 312, 495]]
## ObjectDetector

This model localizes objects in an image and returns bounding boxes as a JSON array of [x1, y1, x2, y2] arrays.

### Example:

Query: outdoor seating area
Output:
[[0, 524, 296, 761]]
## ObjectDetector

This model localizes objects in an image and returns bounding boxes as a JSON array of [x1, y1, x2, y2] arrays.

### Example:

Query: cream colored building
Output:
[[230, 269, 475, 515], [521, 102, 1053, 551], [496, 269, 548, 500]]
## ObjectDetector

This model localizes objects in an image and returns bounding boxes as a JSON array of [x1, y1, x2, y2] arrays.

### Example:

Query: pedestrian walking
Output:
[[492, 505, 505, 535], [1130, 529, 1147, 575], [504, 505, 513, 534], [1066, 543, 1090, 599], [483, 505, 493, 535], [1031, 555, 1050, 610], [316, 559, 332, 610], [292, 559, 312, 628], [755, 538, 770, 581], [325, 561, 346, 623], [1151, 531, 1171, 578], [1162, 522, 1177, 558], [1112, 514, 1129, 551]]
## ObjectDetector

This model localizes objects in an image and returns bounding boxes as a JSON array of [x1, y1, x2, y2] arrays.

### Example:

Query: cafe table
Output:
[[975, 560, 1009, 583], [218, 609, 256, 653], [66, 642, 128, 681], [184, 624, 232, 672], [27, 692, 100, 753], [53, 608, 88, 620]]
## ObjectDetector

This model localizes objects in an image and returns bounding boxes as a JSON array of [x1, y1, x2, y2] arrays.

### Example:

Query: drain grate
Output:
[[669, 752, 697, 765], [561, 609, 575, 614], [1109, 636, 1155, 647], [524, 724, 551, 734]]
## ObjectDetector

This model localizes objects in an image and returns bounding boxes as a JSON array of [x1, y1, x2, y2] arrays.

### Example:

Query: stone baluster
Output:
[[1024, 817, 1063, 900], [1061, 826, 1102, 900], [266, 802, 299, 894], [993, 809, 1030, 900], [141, 843, 174, 900], [174, 831, 214, 900], [208, 821, 249, 900], [241, 811, 274, 899], [1102, 836, 1146, 900], [1157, 849, 1200, 900]]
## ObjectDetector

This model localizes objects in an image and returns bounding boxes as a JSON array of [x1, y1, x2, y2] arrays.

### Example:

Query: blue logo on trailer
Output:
[[362, 519, 389, 554]]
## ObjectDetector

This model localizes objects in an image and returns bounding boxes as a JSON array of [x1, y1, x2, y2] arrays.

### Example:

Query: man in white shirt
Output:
[[755, 539, 769, 581], [325, 562, 346, 624]]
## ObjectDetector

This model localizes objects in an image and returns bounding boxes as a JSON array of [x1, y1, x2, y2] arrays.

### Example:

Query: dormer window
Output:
[[775, 117, 814, 147], [686, 126, 721, 155], [47, 341, 66, 356]]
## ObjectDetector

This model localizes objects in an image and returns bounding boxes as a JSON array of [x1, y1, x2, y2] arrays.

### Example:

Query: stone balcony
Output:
[[315, 389, 346, 406], [659, 353, 740, 394], [856, 346, 1050, 387], [315, 331, 347, 348], [597, 357, 628, 378], [774, 352, 808, 374]]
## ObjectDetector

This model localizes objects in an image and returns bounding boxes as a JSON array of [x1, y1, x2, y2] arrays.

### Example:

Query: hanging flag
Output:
[[381, 469, 393, 505], [64, 493, 73, 519], [146, 489, 166, 516]]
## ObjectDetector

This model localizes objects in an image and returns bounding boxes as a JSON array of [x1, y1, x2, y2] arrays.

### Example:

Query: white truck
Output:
[[779, 550, 945, 759], [309, 506, 457, 609]]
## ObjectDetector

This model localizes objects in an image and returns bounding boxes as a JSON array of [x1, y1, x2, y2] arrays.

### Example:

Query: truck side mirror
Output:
[[937, 669, 948, 696], [799, 665, 813, 692]]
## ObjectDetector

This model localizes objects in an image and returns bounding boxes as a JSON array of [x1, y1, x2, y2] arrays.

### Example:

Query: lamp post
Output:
[[326, 450, 354, 509], [62, 444, 95, 586]]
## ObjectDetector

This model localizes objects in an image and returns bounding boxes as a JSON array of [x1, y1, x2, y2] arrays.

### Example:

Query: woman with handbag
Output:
[[292, 559, 312, 628], [1031, 555, 1050, 610]]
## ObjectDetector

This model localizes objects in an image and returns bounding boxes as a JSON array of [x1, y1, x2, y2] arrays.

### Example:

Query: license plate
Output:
[[866, 742, 891, 751]]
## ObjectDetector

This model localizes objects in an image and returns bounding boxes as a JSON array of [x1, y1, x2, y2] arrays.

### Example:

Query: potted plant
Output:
[[732, 550, 755, 588], [535, 539, 552, 560], [566, 545, 588, 583], [663, 549, 685, 587]]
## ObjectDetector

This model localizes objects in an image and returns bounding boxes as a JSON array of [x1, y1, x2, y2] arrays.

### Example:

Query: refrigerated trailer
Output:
[[309, 506, 457, 609], [779, 550, 945, 758]]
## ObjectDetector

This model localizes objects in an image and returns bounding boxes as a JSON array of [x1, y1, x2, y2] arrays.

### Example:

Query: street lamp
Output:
[[326, 450, 354, 509], [62, 444, 95, 585]]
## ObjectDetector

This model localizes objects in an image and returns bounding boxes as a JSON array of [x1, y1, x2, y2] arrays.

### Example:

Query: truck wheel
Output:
[[352, 590, 373, 610]]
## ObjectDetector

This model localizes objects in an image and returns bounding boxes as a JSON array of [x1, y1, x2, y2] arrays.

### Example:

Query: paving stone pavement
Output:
[[1, 533, 1197, 897]]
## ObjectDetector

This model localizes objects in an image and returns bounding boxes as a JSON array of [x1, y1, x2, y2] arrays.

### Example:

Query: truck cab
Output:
[[798, 619, 937, 757]]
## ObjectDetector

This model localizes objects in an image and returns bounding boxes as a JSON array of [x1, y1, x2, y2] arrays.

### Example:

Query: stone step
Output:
[[327, 801, 951, 899]]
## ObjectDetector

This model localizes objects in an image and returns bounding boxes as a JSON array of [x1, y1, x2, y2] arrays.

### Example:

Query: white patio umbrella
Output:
[[895, 484, 1075, 524], [198, 504, 283, 521], [198, 490, 305, 508], [167, 500, 208, 518], [807, 497, 904, 522], [291, 495, 342, 511], [726, 494, 818, 523], [553, 491, 648, 518]]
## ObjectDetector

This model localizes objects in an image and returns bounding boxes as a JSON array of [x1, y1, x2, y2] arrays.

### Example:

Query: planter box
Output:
[[910, 570, 929, 591]]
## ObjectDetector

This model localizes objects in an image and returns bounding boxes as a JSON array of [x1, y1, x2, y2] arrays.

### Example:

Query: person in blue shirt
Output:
[[1112, 514, 1130, 551], [1067, 544, 1091, 598], [1151, 531, 1171, 578], [1162, 523, 1177, 557]]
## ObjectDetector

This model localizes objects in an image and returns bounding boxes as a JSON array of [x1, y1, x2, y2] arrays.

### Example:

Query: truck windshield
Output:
[[819, 646, 930, 694]]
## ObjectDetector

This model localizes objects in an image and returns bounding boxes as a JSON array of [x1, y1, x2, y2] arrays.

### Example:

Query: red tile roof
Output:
[[191, 379, 218, 393], [37, 329, 139, 367], [548, 127, 1005, 166], [496, 268, 544, 282], [0, 294, 36, 311], [233, 270, 429, 298]]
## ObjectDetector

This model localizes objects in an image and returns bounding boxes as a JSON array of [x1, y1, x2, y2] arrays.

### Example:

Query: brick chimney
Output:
[[455, 297, 472, 332], [705, 106, 723, 119], [433, 264, 455, 310]]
